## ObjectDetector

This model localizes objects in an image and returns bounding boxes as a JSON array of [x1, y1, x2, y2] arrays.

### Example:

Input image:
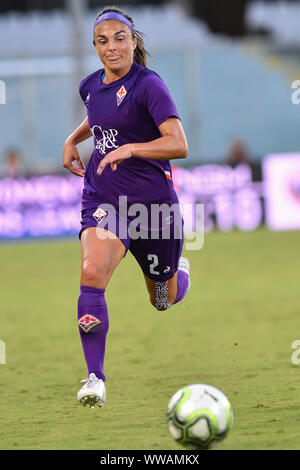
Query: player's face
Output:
[[94, 20, 137, 75]]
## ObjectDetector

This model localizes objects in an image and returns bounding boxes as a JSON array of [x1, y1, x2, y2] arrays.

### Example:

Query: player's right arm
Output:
[[62, 117, 92, 177]]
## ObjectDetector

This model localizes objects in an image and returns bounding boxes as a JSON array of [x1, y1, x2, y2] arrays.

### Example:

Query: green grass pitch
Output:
[[0, 228, 299, 450]]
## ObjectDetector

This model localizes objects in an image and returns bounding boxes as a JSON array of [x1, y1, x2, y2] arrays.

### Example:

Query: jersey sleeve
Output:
[[79, 77, 88, 102], [78, 70, 100, 103], [137, 72, 180, 128]]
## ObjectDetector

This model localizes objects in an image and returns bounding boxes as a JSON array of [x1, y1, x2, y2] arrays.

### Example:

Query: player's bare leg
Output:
[[77, 227, 125, 408], [80, 226, 125, 289], [144, 257, 191, 311]]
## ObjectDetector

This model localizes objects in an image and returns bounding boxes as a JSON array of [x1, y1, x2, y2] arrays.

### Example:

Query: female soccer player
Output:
[[62, 6, 191, 408]]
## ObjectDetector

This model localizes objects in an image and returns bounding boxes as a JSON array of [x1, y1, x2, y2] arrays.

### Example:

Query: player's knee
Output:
[[149, 296, 176, 310], [81, 260, 110, 288], [150, 298, 164, 311]]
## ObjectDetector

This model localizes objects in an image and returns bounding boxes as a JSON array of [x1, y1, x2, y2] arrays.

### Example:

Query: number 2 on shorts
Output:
[[147, 254, 160, 275]]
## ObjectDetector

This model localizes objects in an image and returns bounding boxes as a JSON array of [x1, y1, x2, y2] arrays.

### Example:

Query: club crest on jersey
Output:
[[84, 92, 91, 105], [116, 85, 127, 106], [78, 314, 101, 333], [93, 207, 108, 223]]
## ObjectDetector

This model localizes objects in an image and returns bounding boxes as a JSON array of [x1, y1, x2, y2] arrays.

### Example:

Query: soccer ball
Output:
[[166, 384, 233, 450]]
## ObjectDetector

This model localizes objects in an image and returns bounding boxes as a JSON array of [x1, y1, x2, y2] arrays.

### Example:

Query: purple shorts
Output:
[[79, 204, 184, 282]]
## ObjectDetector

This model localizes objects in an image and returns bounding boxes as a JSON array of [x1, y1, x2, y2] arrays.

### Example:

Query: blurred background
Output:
[[1, 0, 300, 239], [2, 2, 300, 453]]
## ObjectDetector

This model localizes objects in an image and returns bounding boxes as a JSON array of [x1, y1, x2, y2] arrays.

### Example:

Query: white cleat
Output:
[[178, 256, 191, 292], [77, 373, 106, 408]]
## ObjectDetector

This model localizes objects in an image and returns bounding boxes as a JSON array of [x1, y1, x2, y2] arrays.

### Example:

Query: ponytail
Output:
[[133, 29, 150, 68]]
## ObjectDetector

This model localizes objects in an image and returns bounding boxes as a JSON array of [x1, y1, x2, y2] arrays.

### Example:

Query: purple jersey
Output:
[[79, 62, 181, 210]]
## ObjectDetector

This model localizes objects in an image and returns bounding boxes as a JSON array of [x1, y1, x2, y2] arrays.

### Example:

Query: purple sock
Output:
[[77, 285, 109, 382], [173, 269, 189, 304]]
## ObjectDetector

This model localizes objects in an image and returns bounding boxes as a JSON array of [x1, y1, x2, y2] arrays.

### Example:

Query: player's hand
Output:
[[62, 139, 86, 177], [97, 145, 133, 176]]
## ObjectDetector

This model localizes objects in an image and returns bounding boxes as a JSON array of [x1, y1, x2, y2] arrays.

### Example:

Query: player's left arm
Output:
[[97, 117, 188, 175]]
